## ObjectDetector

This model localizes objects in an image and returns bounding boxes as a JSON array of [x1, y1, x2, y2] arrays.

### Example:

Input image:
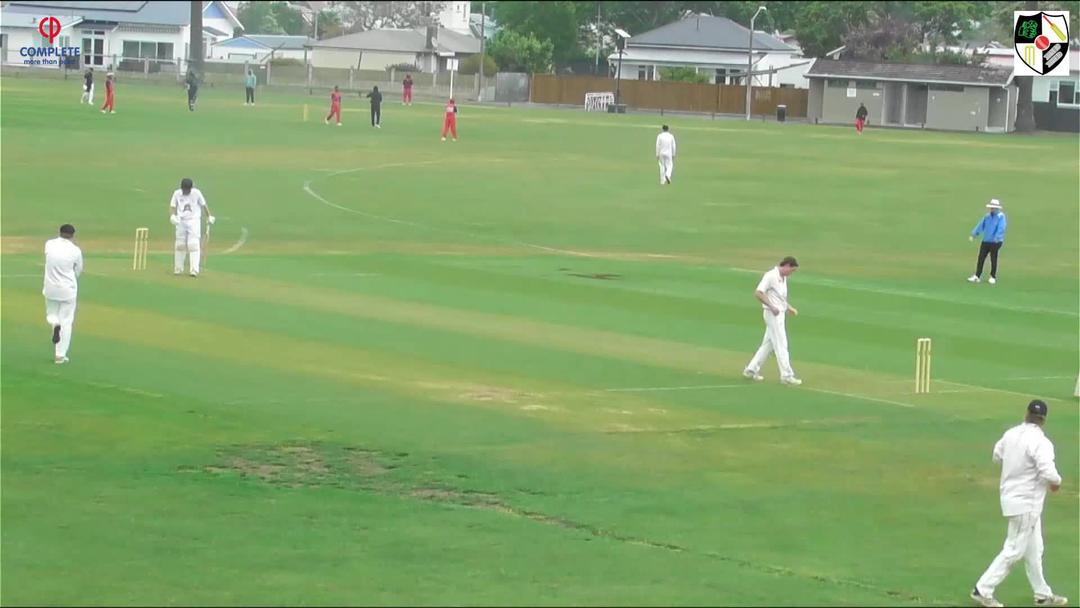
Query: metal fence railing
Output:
[[0, 50, 516, 103]]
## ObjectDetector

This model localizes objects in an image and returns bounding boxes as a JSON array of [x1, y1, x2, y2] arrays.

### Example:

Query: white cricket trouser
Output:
[[175, 219, 202, 275], [81, 84, 94, 104], [45, 297, 77, 358], [976, 512, 1054, 598], [746, 309, 795, 379], [658, 154, 674, 183]]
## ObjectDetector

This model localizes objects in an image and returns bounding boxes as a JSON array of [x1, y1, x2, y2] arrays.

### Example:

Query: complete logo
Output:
[[19, 15, 81, 66], [1014, 11, 1071, 76]]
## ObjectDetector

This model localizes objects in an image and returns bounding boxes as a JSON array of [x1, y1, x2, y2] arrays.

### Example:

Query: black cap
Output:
[[1028, 399, 1048, 417], [59, 224, 75, 236], [180, 178, 193, 192]]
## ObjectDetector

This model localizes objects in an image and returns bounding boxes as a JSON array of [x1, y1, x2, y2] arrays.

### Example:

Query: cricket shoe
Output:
[[52, 325, 61, 345], [54, 356, 69, 365], [967, 275, 981, 283], [441, 137, 446, 141], [1034, 594, 1068, 606], [781, 377, 803, 386], [969, 588, 1003, 608], [742, 369, 764, 381], [988, 277, 996, 285], [190, 272, 199, 278]]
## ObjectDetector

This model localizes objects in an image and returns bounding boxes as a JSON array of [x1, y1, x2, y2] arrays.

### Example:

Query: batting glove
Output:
[[170, 215, 179, 225], [208, 215, 216, 225]]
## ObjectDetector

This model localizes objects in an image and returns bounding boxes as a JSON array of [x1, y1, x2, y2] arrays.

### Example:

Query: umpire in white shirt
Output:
[[970, 400, 1067, 608], [43, 224, 83, 364]]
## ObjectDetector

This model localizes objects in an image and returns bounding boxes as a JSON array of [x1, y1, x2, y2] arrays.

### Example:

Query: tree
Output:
[[909, 1, 979, 54], [238, 1, 286, 34], [272, 2, 307, 35], [315, 8, 343, 39], [845, 12, 920, 62], [190, 0, 203, 73], [495, 1, 581, 68], [488, 29, 554, 73], [336, 1, 444, 33], [459, 53, 498, 76], [791, 1, 872, 58]]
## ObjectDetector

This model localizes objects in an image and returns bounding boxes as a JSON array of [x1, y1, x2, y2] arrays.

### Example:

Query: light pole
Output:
[[478, 1, 486, 101], [745, 5, 766, 121], [614, 28, 630, 108]]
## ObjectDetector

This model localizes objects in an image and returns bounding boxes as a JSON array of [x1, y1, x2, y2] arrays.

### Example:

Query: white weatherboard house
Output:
[[0, 1, 243, 70], [210, 35, 313, 64], [308, 26, 480, 72], [607, 14, 811, 88]]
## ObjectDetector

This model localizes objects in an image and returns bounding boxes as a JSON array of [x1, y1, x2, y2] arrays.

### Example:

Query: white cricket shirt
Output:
[[993, 422, 1062, 517], [170, 187, 207, 221], [42, 237, 83, 301], [756, 266, 789, 312], [656, 131, 676, 157]]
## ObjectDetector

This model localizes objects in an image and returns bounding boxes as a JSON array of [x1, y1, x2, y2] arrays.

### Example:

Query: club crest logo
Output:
[[1014, 11, 1071, 76]]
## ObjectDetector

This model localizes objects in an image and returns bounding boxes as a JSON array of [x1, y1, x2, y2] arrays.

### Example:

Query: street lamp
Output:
[[614, 27, 630, 108], [745, 5, 766, 121]]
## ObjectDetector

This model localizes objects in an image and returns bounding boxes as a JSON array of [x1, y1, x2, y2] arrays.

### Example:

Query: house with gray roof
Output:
[[607, 14, 811, 88], [805, 59, 1017, 133], [1, 1, 242, 71], [308, 26, 480, 72], [210, 35, 313, 64]]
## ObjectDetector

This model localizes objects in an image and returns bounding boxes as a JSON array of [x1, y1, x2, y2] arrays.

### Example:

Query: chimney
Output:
[[426, 25, 436, 49]]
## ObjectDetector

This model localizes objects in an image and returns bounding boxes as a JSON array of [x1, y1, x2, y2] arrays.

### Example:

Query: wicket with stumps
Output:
[[915, 338, 932, 394], [133, 227, 149, 270]]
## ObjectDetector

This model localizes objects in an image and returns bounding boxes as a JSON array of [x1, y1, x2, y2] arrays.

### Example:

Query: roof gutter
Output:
[[806, 73, 1012, 88], [628, 43, 795, 53]]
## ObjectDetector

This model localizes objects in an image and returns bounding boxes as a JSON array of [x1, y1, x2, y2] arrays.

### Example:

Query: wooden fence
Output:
[[530, 74, 808, 118]]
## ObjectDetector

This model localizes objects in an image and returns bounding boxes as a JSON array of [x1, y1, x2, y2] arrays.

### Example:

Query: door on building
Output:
[[883, 82, 903, 125], [988, 88, 1008, 130], [82, 30, 105, 66], [905, 84, 928, 125]]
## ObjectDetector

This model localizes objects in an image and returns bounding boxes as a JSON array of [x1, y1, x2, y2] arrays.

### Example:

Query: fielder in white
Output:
[[656, 125, 676, 185], [743, 256, 802, 385], [970, 399, 1066, 608], [43, 224, 83, 364], [169, 177, 215, 277]]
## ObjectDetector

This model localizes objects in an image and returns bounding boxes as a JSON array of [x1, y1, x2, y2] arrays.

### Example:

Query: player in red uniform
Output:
[[402, 73, 413, 106], [325, 85, 342, 126], [100, 73, 115, 114], [441, 98, 457, 141]]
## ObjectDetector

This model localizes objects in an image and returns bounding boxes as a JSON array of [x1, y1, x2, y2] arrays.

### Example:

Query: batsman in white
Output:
[[169, 177, 215, 277], [743, 256, 802, 385], [655, 124, 676, 185], [43, 224, 83, 364]]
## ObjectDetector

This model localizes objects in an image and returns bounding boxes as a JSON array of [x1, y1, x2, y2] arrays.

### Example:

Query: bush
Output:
[[268, 57, 304, 66], [659, 67, 710, 84], [386, 62, 420, 73], [458, 54, 497, 77]]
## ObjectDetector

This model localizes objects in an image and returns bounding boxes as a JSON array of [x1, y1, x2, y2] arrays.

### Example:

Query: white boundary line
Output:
[[800, 386, 917, 408], [221, 227, 249, 255], [601, 384, 749, 393]]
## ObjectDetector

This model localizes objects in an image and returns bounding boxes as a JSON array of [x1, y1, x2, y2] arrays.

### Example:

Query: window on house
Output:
[[928, 84, 965, 92], [826, 78, 849, 88], [638, 65, 653, 80], [122, 41, 175, 61], [854, 80, 878, 89], [1059, 81, 1078, 105]]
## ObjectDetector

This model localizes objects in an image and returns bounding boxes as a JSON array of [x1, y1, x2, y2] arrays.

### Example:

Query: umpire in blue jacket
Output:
[[967, 199, 1007, 284]]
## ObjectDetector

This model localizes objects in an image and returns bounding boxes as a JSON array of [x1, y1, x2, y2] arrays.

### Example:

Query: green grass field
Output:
[[2, 76, 1077, 606]]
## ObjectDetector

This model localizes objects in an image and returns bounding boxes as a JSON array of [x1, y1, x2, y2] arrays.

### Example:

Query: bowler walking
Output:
[[743, 256, 802, 385], [43, 224, 83, 364], [970, 400, 1067, 608], [968, 199, 1007, 284], [656, 125, 676, 185]]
